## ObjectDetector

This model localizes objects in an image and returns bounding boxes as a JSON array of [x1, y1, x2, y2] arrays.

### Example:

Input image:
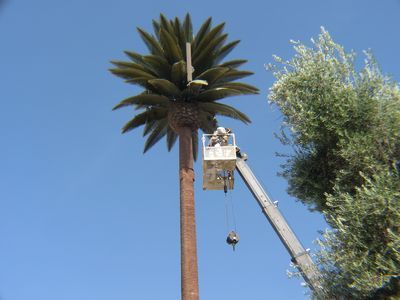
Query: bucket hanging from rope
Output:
[[226, 230, 240, 251]]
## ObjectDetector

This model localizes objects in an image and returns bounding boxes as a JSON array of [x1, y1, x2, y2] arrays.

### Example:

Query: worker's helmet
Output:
[[217, 127, 226, 134]]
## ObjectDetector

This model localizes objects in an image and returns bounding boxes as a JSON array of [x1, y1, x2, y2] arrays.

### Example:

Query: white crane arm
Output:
[[235, 156, 323, 294]]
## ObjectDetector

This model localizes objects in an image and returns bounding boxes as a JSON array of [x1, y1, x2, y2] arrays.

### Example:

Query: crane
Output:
[[201, 132, 323, 295]]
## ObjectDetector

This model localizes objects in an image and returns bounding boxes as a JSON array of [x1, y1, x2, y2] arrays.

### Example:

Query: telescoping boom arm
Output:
[[235, 156, 323, 294]]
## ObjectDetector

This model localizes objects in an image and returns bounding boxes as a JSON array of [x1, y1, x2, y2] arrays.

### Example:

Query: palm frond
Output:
[[193, 17, 212, 48], [197, 102, 251, 124], [109, 67, 157, 81], [192, 33, 228, 70], [196, 87, 242, 102], [124, 51, 145, 64], [192, 22, 225, 57], [219, 59, 248, 69], [214, 40, 240, 64], [173, 17, 182, 37], [159, 28, 183, 63], [173, 17, 187, 53], [167, 126, 178, 151], [124, 77, 153, 89], [198, 111, 217, 133], [121, 108, 168, 133], [159, 14, 177, 39], [196, 67, 229, 86], [213, 82, 259, 94], [148, 79, 181, 98], [215, 70, 254, 83], [183, 13, 193, 42], [152, 19, 161, 39], [192, 131, 199, 161], [137, 27, 164, 57], [143, 118, 168, 152], [142, 55, 171, 79], [171, 60, 187, 88], [143, 119, 157, 136], [110, 60, 157, 76], [113, 94, 170, 110]]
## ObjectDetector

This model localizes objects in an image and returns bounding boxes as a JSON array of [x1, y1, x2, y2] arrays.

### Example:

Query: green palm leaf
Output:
[[196, 87, 242, 102], [152, 20, 161, 39], [193, 22, 225, 57], [167, 126, 178, 151], [197, 102, 251, 124], [113, 94, 170, 110], [172, 17, 182, 37], [142, 55, 171, 79], [159, 14, 177, 39], [219, 59, 248, 69], [199, 111, 217, 133], [143, 119, 168, 152], [124, 51, 145, 64], [213, 82, 259, 94], [215, 40, 240, 64], [215, 70, 254, 83], [183, 13, 193, 42], [137, 27, 164, 57], [172, 17, 187, 53], [148, 79, 181, 97], [124, 77, 153, 89], [192, 33, 228, 70], [110, 60, 157, 76], [109, 67, 157, 81], [192, 131, 199, 161], [196, 67, 229, 86], [121, 108, 168, 133], [159, 28, 183, 63], [192, 17, 212, 48], [143, 119, 157, 136], [171, 60, 187, 87]]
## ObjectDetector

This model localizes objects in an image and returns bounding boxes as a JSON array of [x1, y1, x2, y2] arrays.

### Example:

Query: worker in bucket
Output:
[[222, 128, 232, 145], [209, 127, 231, 146]]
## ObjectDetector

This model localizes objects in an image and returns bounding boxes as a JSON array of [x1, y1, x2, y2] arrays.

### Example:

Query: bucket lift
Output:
[[201, 131, 323, 295], [202, 133, 237, 191]]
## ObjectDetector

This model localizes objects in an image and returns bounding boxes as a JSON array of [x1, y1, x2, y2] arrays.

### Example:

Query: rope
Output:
[[224, 191, 230, 233], [222, 170, 238, 232], [229, 189, 237, 232]]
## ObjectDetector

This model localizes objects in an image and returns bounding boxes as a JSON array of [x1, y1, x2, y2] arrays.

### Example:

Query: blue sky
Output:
[[1, 1, 400, 299]]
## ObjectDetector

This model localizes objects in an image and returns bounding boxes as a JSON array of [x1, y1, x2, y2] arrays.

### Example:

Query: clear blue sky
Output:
[[1, 1, 400, 299]]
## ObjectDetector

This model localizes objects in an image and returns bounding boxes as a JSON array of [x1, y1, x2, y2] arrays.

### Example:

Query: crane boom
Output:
[[235, 156, 323, 294]]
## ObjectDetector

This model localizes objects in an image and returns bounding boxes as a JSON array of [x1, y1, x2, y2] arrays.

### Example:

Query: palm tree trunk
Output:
[[177, 126, 199, 300]]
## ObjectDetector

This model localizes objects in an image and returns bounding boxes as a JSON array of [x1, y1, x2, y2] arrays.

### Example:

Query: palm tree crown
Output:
[[110, 13, 259, 158]]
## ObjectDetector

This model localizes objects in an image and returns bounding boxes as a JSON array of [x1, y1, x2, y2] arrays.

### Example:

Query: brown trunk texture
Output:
[[178, 127, 199, 300]]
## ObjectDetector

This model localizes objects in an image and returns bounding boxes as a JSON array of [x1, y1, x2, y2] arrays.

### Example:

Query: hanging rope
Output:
[[222, 170, 237, 231], [222, 170, 239, 250], [229, 188, 237, 232], [224, 189, 230, 233]]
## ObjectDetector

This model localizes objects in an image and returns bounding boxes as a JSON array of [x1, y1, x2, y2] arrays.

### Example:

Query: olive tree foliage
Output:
[[268, 28, 400, 298], [315, 169, 400, 298]]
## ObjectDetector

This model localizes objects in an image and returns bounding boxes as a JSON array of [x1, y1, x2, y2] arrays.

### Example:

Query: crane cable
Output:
[[223, 170, 237, 232]]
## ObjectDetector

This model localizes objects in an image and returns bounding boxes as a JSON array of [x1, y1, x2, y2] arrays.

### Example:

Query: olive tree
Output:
[[268, 28, 400, 298]]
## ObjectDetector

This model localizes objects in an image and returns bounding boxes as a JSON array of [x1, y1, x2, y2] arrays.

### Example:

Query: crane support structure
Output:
[[235, 156, 323, 294]]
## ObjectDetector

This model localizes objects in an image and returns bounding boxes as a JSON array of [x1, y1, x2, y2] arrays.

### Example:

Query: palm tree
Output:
[[110, 14, 258, 300]]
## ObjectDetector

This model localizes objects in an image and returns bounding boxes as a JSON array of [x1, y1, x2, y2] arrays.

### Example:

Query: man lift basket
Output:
[[202, 127, 237, 192]]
